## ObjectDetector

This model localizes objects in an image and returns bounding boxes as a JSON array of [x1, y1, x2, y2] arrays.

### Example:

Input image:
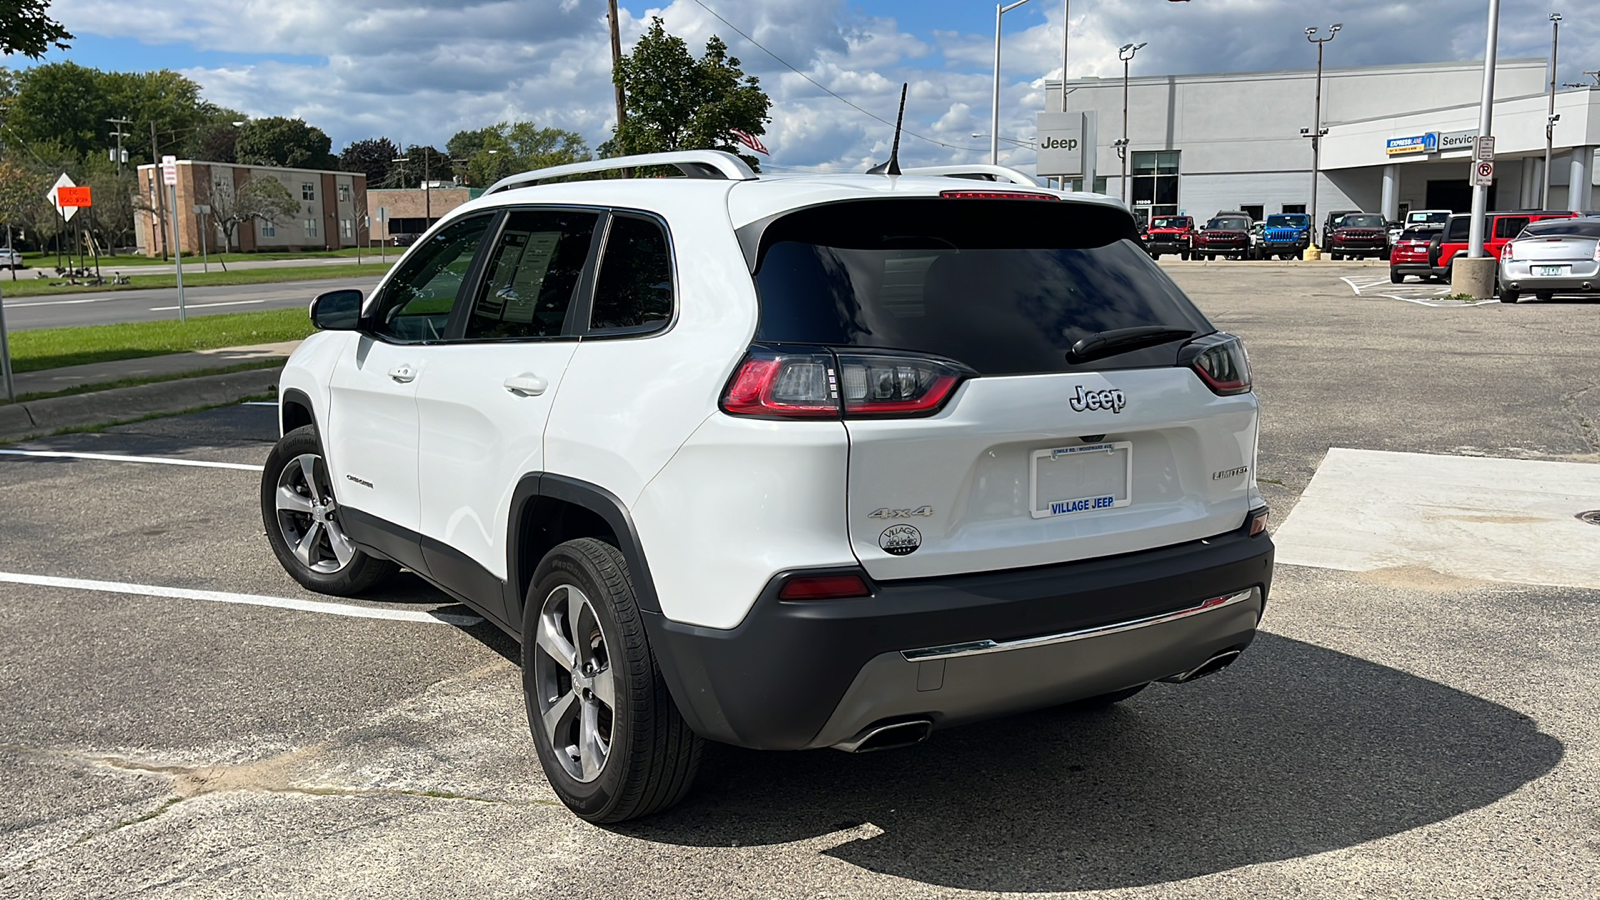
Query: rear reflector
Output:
[[939, 190, 1059, 201], [779, 573, 871, 600], [1246, 506, 1270, 536]]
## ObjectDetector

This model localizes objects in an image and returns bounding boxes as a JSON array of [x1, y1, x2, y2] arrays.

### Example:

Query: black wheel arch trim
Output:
[[505, 473, 662, 625], [278, 388, 317, 436]]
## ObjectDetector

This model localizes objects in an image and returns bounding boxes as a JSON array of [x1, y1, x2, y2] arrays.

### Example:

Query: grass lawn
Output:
[[19, 247, 375, 267], [4, 308, 316, 374], [0, 261, 390, 298]]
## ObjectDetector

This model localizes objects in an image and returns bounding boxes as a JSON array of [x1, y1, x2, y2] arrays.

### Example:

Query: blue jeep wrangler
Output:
[[1258, 214, 1311, 260]]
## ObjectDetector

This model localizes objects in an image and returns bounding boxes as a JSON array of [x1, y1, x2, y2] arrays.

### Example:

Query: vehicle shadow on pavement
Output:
[[618, 633, 1561, 892]]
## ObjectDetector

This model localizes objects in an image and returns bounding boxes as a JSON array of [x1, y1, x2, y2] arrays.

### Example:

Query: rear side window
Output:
[[749, 199, 1212, 376], [590, 214, 674, 333], [1493, 217, 1530, 239], [1399, 228, 1439, 242], [1444, 217, 1471, 242], [465, 209, 598, 341]]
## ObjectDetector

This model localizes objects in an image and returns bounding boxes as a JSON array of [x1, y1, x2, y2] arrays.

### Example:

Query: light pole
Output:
[[1467, 0, 1501, 260], [1542, 12, 1561, 209], [1118, 42, 1146, 204], [991, 0, 1038, 165], [1304, 23, 1341, 249]]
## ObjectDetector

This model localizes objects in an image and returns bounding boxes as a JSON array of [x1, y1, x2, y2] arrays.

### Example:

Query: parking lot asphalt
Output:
[[1, 262, 1598, 899]]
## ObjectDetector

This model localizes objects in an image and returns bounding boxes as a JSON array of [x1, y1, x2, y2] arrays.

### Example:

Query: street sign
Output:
[[1475, 136, 1496, 161], [376, 206, 389, 223], [193, 204, 211, 214], [161, 155, 178, 186], [57, 186, 92, 208], [46, 173, 79, 222], [1473, 160, 1495, 187]]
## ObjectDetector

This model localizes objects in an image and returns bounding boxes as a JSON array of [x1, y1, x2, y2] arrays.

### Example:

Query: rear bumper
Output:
[[1391, 262, 1432, 276], [644, 525, 1274, 750]]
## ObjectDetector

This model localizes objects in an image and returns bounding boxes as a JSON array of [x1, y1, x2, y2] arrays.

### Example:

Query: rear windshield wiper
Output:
[[1067, 326, 1197, 365]]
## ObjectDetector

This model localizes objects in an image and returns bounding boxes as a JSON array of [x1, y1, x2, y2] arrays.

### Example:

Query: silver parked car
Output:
[[0, 247, 22, 269], [1497, 216, 1600, 303]]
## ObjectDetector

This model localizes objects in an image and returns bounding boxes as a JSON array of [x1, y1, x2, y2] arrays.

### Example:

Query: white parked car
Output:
[[1497, 216, 1600, 303], [0, 247, 22, 269], [261, 150, 1275, 823]]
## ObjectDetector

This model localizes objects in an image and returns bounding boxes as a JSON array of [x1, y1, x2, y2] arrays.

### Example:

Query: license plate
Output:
[[1536, 265, 1567, 276], [1031, 442, 1133, 519]]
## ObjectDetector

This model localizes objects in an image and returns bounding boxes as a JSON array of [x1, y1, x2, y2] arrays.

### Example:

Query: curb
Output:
[[0, 366, 283, 443]]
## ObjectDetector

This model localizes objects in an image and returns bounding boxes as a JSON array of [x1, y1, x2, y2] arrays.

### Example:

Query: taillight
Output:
[[721, 346, 972, 419], [721, 348, 840, 418], [1594, 241, 1599, 262], [1502, 241, 1518, 262], [1180, 333, 1252, 396], [1245, 506, 1270, 536]]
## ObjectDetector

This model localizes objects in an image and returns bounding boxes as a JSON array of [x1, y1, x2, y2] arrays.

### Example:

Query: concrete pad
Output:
[[1274, 448, 1600, 588]]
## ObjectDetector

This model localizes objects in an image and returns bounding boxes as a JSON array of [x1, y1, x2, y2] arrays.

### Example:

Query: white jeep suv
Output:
[[261, 150, 1274, 823]]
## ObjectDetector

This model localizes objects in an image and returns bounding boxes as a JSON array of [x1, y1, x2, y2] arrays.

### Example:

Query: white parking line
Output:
[[148, 299, 266, 311], [0, 571, 483, 626], [0, 449, 263, 471]]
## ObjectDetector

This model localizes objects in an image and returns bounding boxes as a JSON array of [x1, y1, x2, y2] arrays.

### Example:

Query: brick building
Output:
[[135, 160, 367, 257], [365, 185, 483, 243]]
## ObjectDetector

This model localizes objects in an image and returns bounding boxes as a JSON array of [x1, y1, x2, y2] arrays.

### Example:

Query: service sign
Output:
[[1035, 112, 1086, 177], [1386, 133, 1437, 156], [1438, 129, 1479, 153]]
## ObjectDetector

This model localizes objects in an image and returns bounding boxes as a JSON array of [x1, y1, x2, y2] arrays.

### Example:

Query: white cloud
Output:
[[42, 0, 1600, 172]]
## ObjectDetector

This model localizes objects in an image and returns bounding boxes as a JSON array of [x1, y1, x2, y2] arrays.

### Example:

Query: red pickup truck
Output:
[[1141, 215, 1195, 260]]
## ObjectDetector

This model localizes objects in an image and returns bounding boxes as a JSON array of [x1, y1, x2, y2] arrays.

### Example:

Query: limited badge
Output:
[[879, 524, 921, 556]]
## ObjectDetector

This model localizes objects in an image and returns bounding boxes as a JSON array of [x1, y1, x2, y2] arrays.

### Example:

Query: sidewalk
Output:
[[1, 341, 297, 442]]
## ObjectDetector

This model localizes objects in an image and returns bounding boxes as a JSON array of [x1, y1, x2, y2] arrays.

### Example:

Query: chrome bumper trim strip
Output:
[[899, 587, 1257, 662]]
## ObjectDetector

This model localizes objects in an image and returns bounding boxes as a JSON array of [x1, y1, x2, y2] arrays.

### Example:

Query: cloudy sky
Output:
[[19, 0, 1599, 173]]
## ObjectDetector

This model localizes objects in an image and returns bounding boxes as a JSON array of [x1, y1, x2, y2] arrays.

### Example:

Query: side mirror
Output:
[[310, 289, 363, 330]]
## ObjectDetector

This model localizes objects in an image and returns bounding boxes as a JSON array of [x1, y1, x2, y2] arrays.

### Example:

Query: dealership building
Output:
[[1038, 58, 1600, 225]]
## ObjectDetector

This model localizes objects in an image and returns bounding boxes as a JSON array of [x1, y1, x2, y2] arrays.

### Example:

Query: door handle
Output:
[[387, 365, 416, 383], [504, 373, 548, 396]]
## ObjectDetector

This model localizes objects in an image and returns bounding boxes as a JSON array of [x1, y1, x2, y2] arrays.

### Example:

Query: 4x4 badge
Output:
[[867, 506, 933, 519]]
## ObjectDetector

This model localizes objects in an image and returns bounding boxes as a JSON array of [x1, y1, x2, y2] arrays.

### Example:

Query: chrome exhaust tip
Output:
[[1160, 649, 1243, 684], [831, 719, 934, 753]]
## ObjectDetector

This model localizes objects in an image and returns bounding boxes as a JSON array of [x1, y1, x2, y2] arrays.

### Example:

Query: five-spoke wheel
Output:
[[260, 425, 397, 595], [531, 583, 618, 783]]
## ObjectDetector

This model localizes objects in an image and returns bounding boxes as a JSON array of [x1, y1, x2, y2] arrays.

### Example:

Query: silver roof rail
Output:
[[901, 165, 1041, 186], [485, 150, 758, 195]]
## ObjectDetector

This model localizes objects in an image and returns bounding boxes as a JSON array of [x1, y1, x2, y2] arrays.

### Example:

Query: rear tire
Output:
[[261, 425, 399, 596], [523, 538, 703, 823], [1498, 289, 1520, 304], [1390, 269, 1404, 284]]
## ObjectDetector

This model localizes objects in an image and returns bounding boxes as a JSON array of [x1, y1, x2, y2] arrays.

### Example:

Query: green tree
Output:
[[339, 136, 399, 185], [5, 63, 213, 165], [391, 144, 452, 188], [450, 121, 589, 186], [235, 116, 335, 170], [606, 17, 771, 171], [1, 0, 72, 59]]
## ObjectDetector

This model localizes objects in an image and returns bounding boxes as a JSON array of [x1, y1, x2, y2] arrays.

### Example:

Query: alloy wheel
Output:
[[273, 453, 356, 574], [532, 584, 617, 783]]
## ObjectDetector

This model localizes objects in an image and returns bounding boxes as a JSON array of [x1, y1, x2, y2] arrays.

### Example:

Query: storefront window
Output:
[[1131, 150, 1180, 218]]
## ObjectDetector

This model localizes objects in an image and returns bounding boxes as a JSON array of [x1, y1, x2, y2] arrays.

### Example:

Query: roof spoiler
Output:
[[901, 165, 1041, 187]]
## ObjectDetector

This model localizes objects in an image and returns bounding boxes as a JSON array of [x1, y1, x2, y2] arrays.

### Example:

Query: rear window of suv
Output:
[[748, 198, 1211, 376]]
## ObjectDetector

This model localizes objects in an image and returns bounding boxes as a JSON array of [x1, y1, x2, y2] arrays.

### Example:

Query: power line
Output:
[[686, 0, 987, 153]]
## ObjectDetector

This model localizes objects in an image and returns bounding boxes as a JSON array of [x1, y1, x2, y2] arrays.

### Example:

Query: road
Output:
[[1, 262, 1597, 898], [0, 276, 382, 331]]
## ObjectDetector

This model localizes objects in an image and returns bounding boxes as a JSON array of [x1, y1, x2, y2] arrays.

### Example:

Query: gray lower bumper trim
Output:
[[901, 588, 1256, 662]]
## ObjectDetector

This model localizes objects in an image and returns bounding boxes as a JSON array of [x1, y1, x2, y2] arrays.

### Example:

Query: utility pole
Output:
[[607, 0, 626, 131], [108, 116, 132, 177], [1542, 13, 1561, 209], [1118, 42, 1145, 205], [150, 121, 168, 261]]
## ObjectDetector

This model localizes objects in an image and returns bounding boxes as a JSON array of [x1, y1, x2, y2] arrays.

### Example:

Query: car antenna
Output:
[[866, 83, 907, 175]]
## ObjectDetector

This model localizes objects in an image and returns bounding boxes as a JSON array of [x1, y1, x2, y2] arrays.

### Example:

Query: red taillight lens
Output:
[[722, 347, 971, 419], [778, 572, 871, 600], [1501, 241, 1518, 262], [721, 351, 840, 418], [1184, 334, 1252, 395], [939, 190, 1059, 201]]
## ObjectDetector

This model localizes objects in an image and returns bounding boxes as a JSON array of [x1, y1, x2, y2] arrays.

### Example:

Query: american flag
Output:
[[729, 128, 770, 156]]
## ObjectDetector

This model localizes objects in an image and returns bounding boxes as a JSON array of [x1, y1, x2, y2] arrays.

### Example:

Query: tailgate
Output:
[[843, 368, 1258, 580]]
